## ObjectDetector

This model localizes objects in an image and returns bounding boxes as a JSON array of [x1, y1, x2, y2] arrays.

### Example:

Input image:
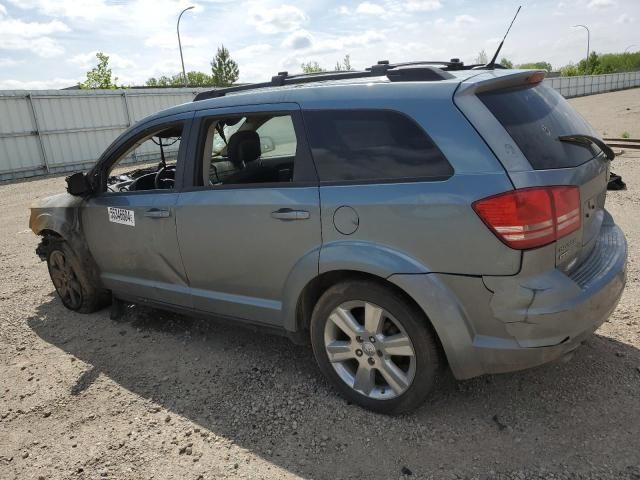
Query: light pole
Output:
[[624, 44, 637, 53], [177, 6, 195, 87], [572, 24, 590, 71]]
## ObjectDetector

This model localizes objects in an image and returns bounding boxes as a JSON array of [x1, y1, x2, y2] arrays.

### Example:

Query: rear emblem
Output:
[[541, 124, 551, 136]]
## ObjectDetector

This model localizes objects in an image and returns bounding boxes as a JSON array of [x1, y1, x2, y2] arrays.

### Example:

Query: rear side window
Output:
[[478, 84, 599, 170], [303, 110, 452, 182]]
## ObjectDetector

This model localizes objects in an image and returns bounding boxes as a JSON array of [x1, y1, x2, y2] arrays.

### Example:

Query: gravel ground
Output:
[[1, 90, 639, 480]]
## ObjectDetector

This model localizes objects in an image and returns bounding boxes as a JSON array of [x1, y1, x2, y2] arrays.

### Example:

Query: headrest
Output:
[[227, 130, 261, 168]]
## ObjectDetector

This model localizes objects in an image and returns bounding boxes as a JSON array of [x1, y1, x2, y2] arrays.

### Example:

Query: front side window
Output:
[[106, 123, 184, 193], [303, 110, 453, 183], [199, 114, 298, 187]]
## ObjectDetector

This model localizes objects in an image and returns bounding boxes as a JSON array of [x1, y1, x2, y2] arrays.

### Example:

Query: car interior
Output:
[[201, 114, 297, 187]]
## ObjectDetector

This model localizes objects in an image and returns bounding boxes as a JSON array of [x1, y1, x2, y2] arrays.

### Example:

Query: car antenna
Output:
[[486, 5, 521, 69]]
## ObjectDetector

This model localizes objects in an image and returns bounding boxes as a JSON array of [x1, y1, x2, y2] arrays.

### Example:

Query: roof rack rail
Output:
[[193, 60, 459, 102]]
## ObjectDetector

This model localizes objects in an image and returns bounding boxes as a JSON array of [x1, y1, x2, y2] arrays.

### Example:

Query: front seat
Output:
[[225, 130, 265, 184], [227, 130, 261, 168]]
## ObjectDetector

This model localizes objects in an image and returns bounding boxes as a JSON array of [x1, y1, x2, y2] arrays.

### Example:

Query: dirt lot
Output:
[[1, 90, 639, 480]]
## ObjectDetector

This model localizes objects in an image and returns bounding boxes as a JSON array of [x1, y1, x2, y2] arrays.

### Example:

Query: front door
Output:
[[82, 118, 191, 308], [175, 106, 321, 326]]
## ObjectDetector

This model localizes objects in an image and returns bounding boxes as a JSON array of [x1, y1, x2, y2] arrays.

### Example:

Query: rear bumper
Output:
[[390, 215, 627, 379]]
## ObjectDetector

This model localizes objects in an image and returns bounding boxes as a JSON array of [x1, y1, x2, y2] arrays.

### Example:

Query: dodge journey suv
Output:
[[30, 61, 627, 414]]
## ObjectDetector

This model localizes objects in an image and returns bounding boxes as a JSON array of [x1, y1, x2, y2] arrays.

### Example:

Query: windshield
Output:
[[478, 83, 601, 170]]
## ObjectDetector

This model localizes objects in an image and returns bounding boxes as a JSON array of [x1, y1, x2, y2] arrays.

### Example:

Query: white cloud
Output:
[[0, 77, 80, 90], [69, 51, 135, 70], [356, 2, 385, 15], [454, 14, 477, 26], [144, 32, 206, 50], [282, 30, 313, 50], [336, 6, 350, 14], [405, 0, 442, 12], [0, 18, 69, 57], [0, 57, 19, 67], [235, 43, 272, 59], [616, 13, 633, 24], [587, 0, 616, 8], [0, 3, 7, 17], [248, 3, 308, 34]]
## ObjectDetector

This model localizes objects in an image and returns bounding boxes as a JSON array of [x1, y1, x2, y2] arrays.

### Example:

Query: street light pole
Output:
[[624, 45, 637, 53], [572, 24, 590, 71], [177, 6, 195, 88]]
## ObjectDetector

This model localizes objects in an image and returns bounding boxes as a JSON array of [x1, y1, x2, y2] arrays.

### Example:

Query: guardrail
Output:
[[1, 71, 639, 181]]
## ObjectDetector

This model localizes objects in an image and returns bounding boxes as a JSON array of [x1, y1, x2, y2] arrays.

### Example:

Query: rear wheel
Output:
[[46, 239, 108, 313], [310, 280, 441, 414]]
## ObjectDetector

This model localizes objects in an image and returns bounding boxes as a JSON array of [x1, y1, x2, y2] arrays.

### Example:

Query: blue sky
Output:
[[0, 0, 637, 89]]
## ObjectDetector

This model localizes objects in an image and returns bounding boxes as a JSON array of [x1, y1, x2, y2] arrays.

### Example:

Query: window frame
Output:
[[301, 107, 454, 186], [89, 111, 195, 196], [183, 104, 318, 192]]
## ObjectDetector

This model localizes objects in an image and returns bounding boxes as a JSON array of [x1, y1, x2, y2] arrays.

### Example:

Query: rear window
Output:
[[478, 84, 599, 170], [303, 110, 453, 182]]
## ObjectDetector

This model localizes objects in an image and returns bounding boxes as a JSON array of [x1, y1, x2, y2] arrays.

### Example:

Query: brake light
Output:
[[472, 186, 580, 250], [527, 72, 546, 84]]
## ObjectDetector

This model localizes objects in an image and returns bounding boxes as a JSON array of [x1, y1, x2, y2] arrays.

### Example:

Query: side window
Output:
[[303, 110, 453, 183], [199, 114, 298, 187], [106, 123, 184, 193]]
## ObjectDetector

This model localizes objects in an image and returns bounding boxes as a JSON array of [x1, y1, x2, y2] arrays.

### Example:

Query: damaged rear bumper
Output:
[[468, 219, 626, 377], [391, 217, 627, 380]]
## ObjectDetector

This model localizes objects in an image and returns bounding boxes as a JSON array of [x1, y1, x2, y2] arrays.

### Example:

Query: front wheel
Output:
[[46, 238, 108, 313], [310, 280, 441, 414]]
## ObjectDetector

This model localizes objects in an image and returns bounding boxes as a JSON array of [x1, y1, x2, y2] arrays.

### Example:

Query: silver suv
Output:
[[30, 62, 627, 414]]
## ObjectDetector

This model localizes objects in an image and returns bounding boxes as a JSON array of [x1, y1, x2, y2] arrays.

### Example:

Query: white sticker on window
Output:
[[107, 207, 135, 226]]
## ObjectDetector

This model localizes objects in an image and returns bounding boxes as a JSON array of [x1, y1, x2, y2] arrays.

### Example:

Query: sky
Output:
[[0, 0, 638, 89]]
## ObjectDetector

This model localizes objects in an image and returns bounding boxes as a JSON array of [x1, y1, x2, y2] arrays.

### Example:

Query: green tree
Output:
[[301, 61, 325, 73], [474, 49, 488, 65], [210, 45, 239, 87], [146, 71, 215, 87], [500, 58, 514, 69], [80, 52, 118, 89], [335, 54, 352, 71], [517, 61, 553, 71]]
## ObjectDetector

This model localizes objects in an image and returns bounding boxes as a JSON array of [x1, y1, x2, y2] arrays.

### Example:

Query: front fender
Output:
[[29, 193, 103, 289]]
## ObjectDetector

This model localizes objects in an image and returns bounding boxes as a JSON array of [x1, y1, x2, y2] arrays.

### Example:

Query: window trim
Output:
[[184, 107, 318, 191], [300, 107, 454, 185], [89, 112, 195, 195]]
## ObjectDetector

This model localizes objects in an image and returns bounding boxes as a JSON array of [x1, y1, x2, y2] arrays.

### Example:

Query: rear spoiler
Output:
[[456, 70, 546, 96]]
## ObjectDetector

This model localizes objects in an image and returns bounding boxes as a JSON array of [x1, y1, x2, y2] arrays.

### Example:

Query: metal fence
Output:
[[0, 88, 203, 181], [545, 71, 640, 98], [1, 70, 640, 181]]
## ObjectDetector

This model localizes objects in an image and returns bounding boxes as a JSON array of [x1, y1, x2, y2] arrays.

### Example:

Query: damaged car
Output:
[[30, 62, 627, 414]]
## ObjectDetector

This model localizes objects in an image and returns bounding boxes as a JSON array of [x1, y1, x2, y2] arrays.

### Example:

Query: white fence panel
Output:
[[1, 72, 639, 181]]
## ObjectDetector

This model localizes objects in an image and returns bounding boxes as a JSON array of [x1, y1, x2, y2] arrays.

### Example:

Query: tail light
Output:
[[472, 186, 580, 250]]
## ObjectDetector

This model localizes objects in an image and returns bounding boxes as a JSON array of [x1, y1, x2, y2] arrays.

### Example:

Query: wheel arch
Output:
[[287, 270, 445, 360]]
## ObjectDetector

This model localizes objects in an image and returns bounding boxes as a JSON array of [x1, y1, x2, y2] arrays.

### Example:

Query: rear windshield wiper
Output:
[[558, 134, 614, 161]]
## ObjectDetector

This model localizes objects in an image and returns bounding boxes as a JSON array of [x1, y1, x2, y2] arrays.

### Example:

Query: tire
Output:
[[310, 280, 441, 414], [46, 238, 109, 314]]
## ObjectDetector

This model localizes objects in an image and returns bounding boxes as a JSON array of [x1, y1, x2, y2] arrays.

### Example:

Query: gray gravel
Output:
[[0, 91, 639, 479]]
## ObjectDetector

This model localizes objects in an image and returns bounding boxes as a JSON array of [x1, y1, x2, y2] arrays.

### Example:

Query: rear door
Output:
[[175, 104, 321, 326], [455, 73, 610, 270]]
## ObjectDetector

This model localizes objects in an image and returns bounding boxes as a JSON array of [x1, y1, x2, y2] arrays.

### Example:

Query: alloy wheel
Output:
[[323, 300, 416, 400], [49, 250, 83, 310]]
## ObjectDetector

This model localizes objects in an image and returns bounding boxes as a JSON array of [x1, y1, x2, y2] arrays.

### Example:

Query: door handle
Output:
[[271, 208, 310, 221], [144, 208, 170, 218]]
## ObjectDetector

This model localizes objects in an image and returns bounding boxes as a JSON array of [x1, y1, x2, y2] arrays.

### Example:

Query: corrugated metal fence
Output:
[[1, 71, 639, 181], [0, 88, 203, 181], [545, 71, 640, 98]]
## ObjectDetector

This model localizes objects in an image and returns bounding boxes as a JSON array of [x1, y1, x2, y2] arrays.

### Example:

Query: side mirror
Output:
[[66, 172, 92, 196], [261, 136, 275, 153]]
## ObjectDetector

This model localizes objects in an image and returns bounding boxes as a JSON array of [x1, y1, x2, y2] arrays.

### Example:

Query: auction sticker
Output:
[[107, 207, 135, 227]]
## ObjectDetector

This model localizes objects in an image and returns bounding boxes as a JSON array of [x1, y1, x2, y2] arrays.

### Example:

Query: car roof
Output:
[[141, 68, 527, 123]]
